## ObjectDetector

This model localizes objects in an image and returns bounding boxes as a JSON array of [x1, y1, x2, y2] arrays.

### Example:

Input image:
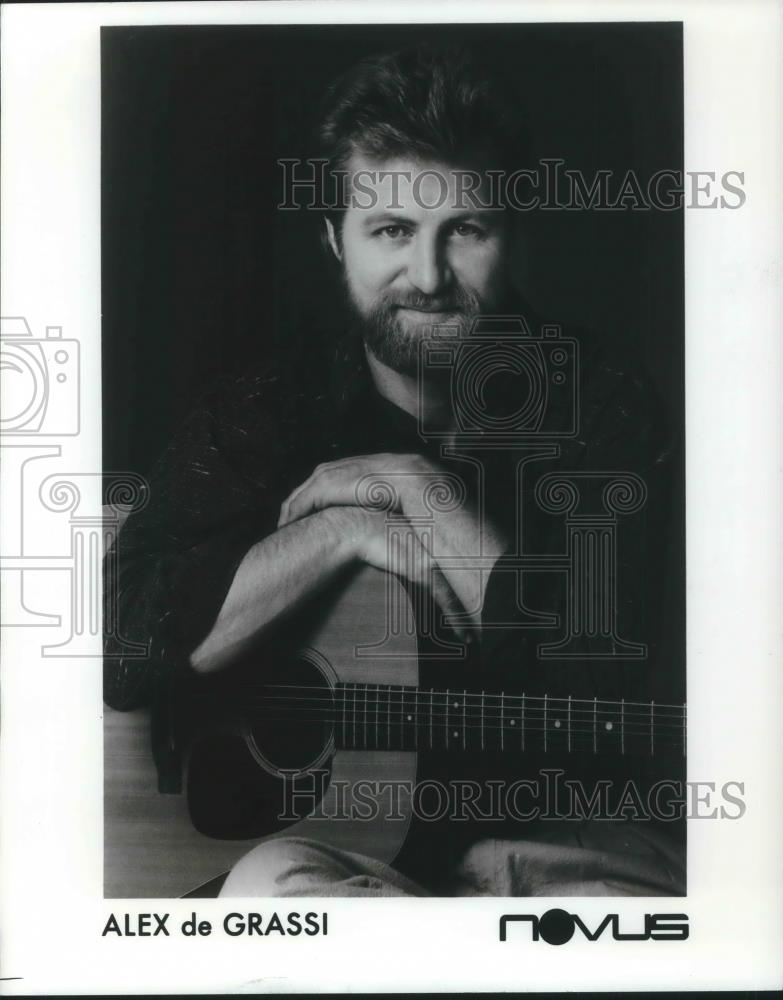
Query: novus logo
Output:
[[499, 908, 689, 945]]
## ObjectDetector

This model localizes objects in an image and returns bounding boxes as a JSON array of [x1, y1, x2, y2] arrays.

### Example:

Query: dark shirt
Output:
[[104, 312, 679, 727]]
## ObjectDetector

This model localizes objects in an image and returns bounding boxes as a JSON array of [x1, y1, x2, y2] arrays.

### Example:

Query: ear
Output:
[[324, 217, 342, 261]]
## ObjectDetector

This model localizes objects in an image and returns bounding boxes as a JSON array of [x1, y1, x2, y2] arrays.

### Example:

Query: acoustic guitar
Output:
[[104, 564, 686, 898]]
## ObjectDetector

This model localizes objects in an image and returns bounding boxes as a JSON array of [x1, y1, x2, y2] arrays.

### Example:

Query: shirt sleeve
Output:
[[103, 373, 290, 710]]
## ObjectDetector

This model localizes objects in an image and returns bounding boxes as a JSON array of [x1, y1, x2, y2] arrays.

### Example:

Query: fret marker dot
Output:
[[554, 720, 561, 729], [453, 701, 459, 709], [453, 731, 459, 739], [510, 719, 516, 726], [605, 721, 613, 731], [406, 715, 412, 722]]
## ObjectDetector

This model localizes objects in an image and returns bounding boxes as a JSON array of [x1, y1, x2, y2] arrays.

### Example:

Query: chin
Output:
[[396, 311, 465, 336]]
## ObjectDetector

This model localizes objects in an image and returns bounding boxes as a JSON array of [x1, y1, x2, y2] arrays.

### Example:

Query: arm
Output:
[[190, 502, 469, 674], [277, 452, 508, 630], [104, 371, 295, 710], [189, 508, 353, 674]]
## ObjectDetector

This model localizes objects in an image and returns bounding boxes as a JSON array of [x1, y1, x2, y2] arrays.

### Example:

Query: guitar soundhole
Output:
[[244, 650, 334, 775]]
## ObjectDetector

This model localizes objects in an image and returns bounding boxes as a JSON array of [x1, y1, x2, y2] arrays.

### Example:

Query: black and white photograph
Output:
[[102, 21, 688, 902], [1, 1, 781, 994]]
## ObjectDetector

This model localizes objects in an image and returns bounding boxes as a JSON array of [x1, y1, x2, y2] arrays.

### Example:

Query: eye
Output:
[[373, 224, 412, 240], [452, 222, 485, 239]]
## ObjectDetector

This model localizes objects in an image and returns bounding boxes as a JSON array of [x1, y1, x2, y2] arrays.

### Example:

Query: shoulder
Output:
[[505, 295, 674, 469]]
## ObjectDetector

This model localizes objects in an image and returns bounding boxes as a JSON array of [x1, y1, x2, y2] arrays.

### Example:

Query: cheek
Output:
[[451, 241, 505, 292], [343, 238, 399, 299]]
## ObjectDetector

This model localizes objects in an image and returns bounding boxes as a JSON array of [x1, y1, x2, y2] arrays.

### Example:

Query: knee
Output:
[[219, 836, 335, 898]]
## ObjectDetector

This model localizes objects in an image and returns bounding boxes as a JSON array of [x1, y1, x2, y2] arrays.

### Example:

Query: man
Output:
[[105, 43, 685, 896]]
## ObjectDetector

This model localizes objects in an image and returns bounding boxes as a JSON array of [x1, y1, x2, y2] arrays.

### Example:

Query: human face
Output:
[[328, 154, 509, 375]]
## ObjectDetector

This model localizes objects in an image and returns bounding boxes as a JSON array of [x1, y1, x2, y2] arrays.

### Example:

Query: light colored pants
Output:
[[219, 821, 685, 897]]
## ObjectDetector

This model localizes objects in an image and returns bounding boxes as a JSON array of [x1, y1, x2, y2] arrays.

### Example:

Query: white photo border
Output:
[[1, 0, 782, 993]]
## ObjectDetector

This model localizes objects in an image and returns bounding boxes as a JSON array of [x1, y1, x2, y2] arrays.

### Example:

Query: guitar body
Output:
[[105, 564, 685, 897], [105, 565, 420, 897], [183, 564, 420, 861]]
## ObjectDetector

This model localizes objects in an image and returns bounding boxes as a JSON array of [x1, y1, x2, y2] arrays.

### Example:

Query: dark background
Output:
[[101, 22, 684, 692], [102, 22, 683, 475]]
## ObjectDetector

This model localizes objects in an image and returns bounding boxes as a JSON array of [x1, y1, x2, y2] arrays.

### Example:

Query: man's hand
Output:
[[280, 454, 509, 622], [277, 453, 432, 527], [322, 505, 470, 641]]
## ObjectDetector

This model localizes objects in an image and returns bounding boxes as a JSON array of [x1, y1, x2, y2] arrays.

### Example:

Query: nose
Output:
[[406, 232, 451, 296]]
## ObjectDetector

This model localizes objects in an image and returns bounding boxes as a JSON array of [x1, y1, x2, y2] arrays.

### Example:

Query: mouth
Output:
[[395, 306, 460, 315]]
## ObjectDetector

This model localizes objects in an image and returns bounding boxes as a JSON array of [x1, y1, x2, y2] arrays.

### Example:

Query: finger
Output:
[[284, 469, 360, 525], [428, 564, 471, 644], [278, 461, 346, 527], [279, 468, 322, 525]]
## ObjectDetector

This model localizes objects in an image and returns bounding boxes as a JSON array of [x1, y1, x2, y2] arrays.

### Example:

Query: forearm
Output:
[[189, 508, 355, 674]]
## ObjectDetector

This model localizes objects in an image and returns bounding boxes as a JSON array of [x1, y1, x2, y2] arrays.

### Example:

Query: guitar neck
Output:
[[333, 684, 686, 758]]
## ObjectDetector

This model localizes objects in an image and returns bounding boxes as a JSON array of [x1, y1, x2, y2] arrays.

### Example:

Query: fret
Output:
[[450, 693, 461, 748], [338, 686, 685, 758], [402, 687, 415, 749], [598, 702, 616, 752], [521, 693, 525, 750], [650, 700, 655, 758], [543, 694, 548, 752], [620, 698, 625, 755], [544, 695, 568, 751], [598, 699, 618, 754]]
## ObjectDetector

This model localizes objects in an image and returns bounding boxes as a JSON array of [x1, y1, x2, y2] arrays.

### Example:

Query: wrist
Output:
[[318, 505, 367, 562]]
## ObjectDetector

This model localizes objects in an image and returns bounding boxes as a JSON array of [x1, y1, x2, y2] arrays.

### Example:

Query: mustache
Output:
[[383, 287, 482, 313]]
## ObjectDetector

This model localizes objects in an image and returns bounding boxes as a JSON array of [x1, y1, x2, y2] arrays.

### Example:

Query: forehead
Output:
[[342, 152, 502, 221]]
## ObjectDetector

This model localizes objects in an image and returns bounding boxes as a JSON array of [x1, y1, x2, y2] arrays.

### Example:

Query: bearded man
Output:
[[105, 43, 685, 897]]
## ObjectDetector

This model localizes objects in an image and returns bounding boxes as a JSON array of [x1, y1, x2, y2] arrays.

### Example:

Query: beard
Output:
[[344, 283, 490, 377]]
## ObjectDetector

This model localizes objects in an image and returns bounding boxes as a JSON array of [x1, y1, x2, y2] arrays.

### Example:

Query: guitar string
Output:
[[197, 688, 686, 721], [238, 715, 685, 749], [244, 723, 685, 743], [255, 684, 687, 712], [210, 692, 686, 727], [207, 703, 686, 735], [231, 710, 686, 739], [203, 702, 687, 732]]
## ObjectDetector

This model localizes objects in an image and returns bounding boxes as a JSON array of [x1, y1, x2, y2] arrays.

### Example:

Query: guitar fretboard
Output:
[[333, 683, 686, 757]]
